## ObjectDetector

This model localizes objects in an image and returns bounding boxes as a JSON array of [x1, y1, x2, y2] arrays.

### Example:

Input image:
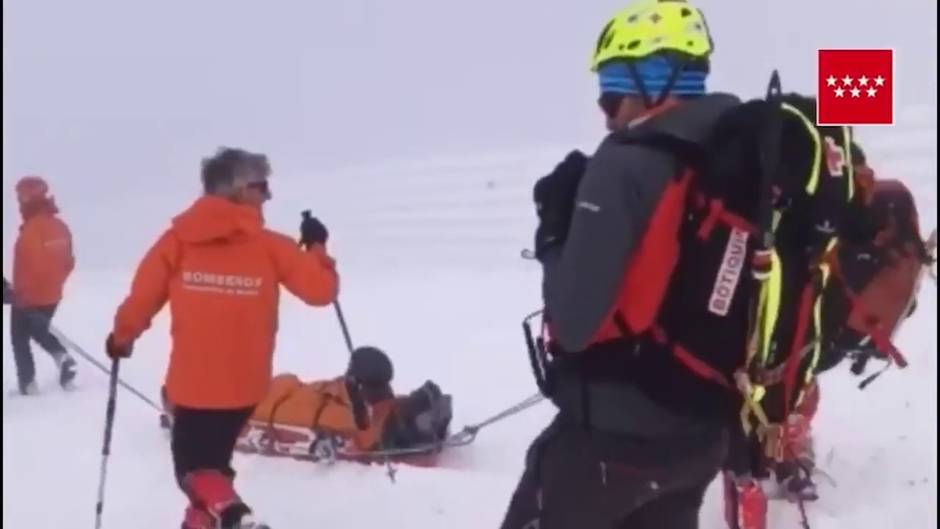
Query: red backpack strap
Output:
[[618, 168, 696, 334], [694, 195, 759, 241], [781, 280, 821, 415], [649, 325, 735, 390]]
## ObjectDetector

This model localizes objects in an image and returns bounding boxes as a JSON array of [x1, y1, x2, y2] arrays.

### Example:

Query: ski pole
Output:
[[94, 358, 121, 529], [297, 213, 355, 356], [330, 298, 397, 480], [327, 296, 400, 481], [330, 298, 369, 429], [46, 321, 162, 412], [333, 300, 355, 355]]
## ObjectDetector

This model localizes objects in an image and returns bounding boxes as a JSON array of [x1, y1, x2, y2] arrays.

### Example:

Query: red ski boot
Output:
[[181, 470, 257, 529], [723, 471, 768, 529]]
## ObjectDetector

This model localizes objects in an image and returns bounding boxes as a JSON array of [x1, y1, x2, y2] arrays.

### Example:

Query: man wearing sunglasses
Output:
[[106, 147, 339, 529], [503, 1, 743, 528]]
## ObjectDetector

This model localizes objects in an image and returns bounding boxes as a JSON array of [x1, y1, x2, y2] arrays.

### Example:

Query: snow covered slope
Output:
[[3, 111, 936, 527], [3, 0, 937, 526]]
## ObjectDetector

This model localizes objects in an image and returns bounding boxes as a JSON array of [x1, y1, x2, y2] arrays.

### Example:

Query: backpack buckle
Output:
[[752, 250, 773, 280], [757, 422, 786, 462]]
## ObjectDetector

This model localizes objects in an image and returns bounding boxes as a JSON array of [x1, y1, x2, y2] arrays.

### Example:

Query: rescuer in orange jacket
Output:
[[9, 176, 77, 395], [106, 147, 339, 529]]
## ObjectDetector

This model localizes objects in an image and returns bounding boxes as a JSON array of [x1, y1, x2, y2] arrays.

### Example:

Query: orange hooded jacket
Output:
[[13, 202, 75, 307], [112, 196, 339, 409]]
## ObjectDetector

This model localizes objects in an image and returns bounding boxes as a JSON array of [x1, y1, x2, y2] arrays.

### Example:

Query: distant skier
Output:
[[9, 176, 76, 395], [106, 147, 339, 529]]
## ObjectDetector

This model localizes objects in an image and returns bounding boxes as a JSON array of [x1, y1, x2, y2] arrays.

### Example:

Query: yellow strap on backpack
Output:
[[738, 248, 782, 435]]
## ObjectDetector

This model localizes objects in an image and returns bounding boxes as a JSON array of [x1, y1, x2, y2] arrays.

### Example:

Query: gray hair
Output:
[[200, 147, 270, 195]]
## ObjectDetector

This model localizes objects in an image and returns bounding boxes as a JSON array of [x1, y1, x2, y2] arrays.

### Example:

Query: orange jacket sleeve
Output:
[[266, 232, 339, 306], [113, 231, 178, 346], [12, 218, 73, 306]]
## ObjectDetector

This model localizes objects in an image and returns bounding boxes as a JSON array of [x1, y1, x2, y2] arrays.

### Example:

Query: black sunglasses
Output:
[[598, 92, 626, 120], [245, 180, 270, 195]]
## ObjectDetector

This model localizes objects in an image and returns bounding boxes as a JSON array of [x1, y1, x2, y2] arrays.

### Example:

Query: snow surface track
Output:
[[3, 112, 936, 527]]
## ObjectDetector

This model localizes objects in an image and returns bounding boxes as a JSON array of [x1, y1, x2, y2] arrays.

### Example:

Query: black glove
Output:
[[533, 150, 589, 260], [105, 333, 133, 359], [299, 210, 329, 249], [2, 278, 11, 305]]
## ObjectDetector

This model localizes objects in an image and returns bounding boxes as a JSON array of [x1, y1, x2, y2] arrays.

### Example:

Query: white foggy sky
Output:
[[3, 0, 936, 269]]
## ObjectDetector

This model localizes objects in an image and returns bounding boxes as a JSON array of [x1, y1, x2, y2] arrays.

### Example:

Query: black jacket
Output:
[[542, 94, 743, 437]]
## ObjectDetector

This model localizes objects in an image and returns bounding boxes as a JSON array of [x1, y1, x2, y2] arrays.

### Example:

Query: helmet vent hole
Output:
[[681, 8, 693, 17], [650, 13, 663, 23], [603, 33, 616, 49], [595, 19, 616, 54], [627, 40, 641, 50], [687, 40, 695, 47], [627, 14, 639, 23]]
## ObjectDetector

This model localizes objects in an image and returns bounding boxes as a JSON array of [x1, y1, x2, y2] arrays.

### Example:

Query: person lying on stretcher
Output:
[[164, 346, 453, 458]]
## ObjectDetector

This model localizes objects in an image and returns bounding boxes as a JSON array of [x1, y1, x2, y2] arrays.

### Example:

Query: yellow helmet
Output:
[[590, 0, 714, 72]]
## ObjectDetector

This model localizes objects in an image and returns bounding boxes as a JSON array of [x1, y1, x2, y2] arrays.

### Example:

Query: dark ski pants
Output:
[[171, 406, 254, 489], [500, 414, 728, 529], [10, 304, 67, 386]]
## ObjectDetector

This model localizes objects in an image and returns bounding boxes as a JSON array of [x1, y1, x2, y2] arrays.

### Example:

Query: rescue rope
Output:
[[302, 391, 547, 486], [4, 291, 165, 413], [358, 392, 548, 461], [45, 319, 164, 413], [447, 392, 547, 445]]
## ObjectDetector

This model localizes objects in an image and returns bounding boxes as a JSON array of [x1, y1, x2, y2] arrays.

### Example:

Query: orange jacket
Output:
[[251, 374, 394, 452], [13, 208, 74, 307], [112, 196, 339, 409]]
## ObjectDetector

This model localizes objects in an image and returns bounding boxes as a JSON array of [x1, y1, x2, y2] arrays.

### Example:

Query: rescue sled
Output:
[[231, 415, 467, 468], [242, 368, 454, 468], [159, 348, 458, 469]]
